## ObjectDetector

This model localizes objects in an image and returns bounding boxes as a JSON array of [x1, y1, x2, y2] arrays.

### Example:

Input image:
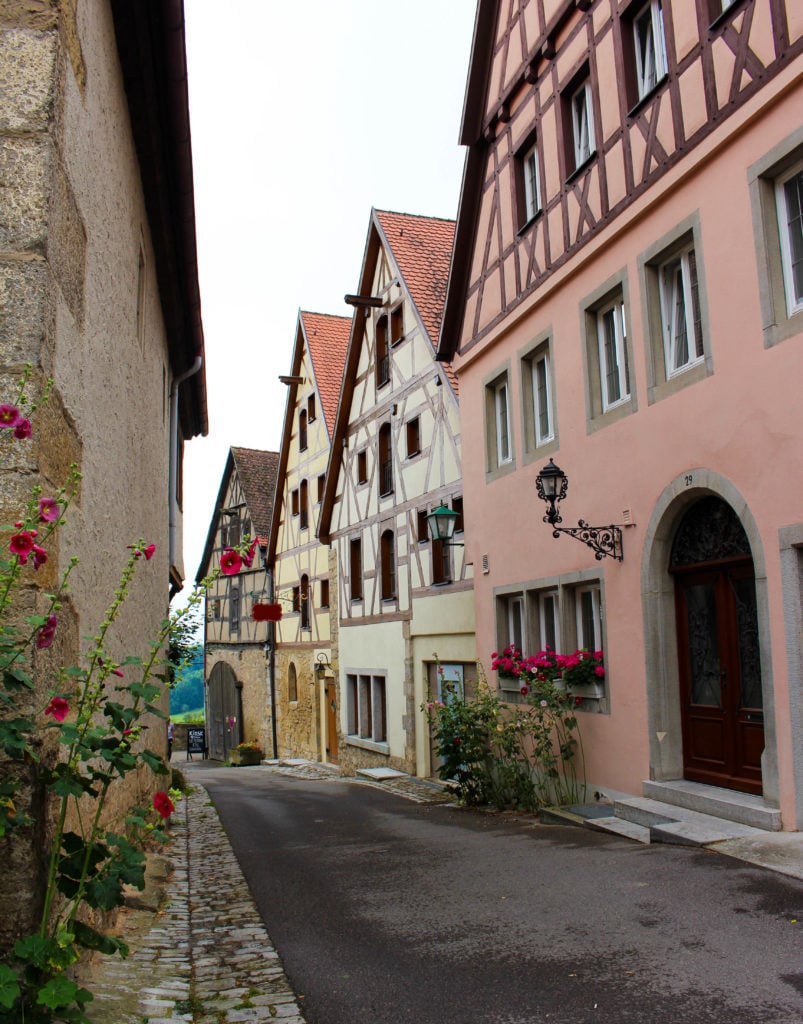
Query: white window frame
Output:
[[775, 161, 803, 317], [531, 351, 554, 446], [575, 585, 603, 652], [658, 245, 704, 378], [494, 379, 512, 466], [634, 0, 667, 100], [571, 80, 595, 169], [506, 595, 524, 654], [522, 142, 541, 223], [596, 298, 630, 411]]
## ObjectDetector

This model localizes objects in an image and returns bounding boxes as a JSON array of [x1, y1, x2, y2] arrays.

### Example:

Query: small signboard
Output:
[[186, 726, 206, 760]]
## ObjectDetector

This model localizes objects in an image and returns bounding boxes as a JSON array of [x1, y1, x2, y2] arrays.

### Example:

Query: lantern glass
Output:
[[426, 504, 458, 542]]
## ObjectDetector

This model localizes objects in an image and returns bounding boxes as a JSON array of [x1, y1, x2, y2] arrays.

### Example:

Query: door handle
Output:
[[719, 667, 727, 688]]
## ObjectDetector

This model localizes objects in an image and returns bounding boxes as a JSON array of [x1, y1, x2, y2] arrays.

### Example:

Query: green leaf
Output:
[[85, 872, 123, 910], [2, 667, 32, 691], [72, 920, 128, 957], [0, 964, 20, 1010], [36, 975, 80, 1010], [140, 749, 167, 774]]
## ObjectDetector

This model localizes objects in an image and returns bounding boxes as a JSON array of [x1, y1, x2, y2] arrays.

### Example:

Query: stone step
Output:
[[642, 779, 782, 831], [586, 815, 651, 844]]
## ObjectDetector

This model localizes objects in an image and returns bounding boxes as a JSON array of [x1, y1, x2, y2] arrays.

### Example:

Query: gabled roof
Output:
[[195, 446, 279, 583], [266, 310, 351, 566], [300, 311, 352, 438], [318, 208, 456, 543]]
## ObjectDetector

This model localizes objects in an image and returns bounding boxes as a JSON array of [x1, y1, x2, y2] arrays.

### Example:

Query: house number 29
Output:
[[684, 474, 694, 487]]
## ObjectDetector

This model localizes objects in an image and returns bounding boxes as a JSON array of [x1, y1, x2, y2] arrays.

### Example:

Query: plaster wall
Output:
[[455, 76, 803, 823]]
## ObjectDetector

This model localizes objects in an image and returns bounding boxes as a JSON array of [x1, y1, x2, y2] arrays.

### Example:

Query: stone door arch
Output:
[[207, 661, 242, 761], [641, 472, 778, 805]]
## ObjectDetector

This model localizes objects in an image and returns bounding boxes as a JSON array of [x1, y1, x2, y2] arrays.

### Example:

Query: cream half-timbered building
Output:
[[320, 210, 477, 778], [197, 447, 278, 761], [439, 0, 803, 829], [268, 312, 350, 764]]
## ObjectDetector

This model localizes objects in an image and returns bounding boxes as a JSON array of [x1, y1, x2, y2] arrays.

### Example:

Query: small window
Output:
[[497, 593, 524, 656], [299, 479, 309, 530], [597, 298, 631, 411], [288, 663, 298, 703], [452, 495, 464, 534], [380, 529, 396, 601], [209, 598, 221, 621], [376, 314, 390, 387], [357, 450, 368, 485], [575, 584, 603, 652], [432, 537, 451, 585], [320, 577, 330, 608], [632, 0, 667, 102], [225, 516, 241, 549], [292, 585, 300, 613], [300, 573, 310, 630], [775, 162, 803, 317], [658, 245, 704, 378], [299, 409, 308, 452], [566, 75, 595, 173], [406, 416, 421, 457], [517, 139, 541, 227], [417, 508, 429, 543], [230, 585, 240, 633], [522, 341, 554, 451], [317, 473, 325, 503], [537, 590, 559, 652], [291, 489, 299, 517], [346, 673, 387, 744], [350, 537, 362, 601], [485, 374, 513, 472], [379, 423, 393, 496], [390, 306, 404, 345], [307, 394, 317, 421]]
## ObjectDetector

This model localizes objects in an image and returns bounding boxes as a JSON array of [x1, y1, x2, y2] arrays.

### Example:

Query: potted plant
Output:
[[230, 740, 264, 766]]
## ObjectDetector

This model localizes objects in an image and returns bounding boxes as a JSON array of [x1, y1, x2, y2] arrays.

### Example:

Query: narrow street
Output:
[[199, 765, 802, 1024]]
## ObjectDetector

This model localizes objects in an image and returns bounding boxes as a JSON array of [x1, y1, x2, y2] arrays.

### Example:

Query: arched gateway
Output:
[[207, 662, 242, 761], [669, 497, 763, 794]]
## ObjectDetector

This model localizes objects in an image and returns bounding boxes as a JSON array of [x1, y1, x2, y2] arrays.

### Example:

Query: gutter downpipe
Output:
[[265, 551, 278, 760], [168, 355, 203, 590]]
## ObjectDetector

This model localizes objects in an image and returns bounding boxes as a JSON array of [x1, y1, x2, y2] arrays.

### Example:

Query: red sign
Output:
[[253, 603, 282, 622]]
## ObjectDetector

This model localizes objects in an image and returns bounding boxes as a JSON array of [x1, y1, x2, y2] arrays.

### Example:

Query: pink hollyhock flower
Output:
[[111, 668, 124, 678], [36, 614, 58, 649], [0, 405, 21, 428], [242, 538, 259, 568], [32, 545, 47, 570], [9, 531, 35, 562], [220, 548, 242, 575], [594, 665, 605, 678], [44, 696, 69, 722], [38, 497, 59, 522], [143, 544, 156, 560], [153, 791, 175, 820], [13, 418, 32, 439]]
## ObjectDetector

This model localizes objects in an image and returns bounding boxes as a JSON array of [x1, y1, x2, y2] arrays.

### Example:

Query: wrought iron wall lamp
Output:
[[315, 652, 332, 680], [535, 459, 625, 561]]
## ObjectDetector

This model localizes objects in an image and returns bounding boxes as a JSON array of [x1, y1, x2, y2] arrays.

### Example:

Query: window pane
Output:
[[783, 171, 803, 305], [534, 355, 551, 442], [524, 146, 539, 220], [496, 383, 510, 463]]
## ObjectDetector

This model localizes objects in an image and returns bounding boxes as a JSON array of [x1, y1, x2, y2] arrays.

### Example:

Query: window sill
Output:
[[626, 75, 668, 120], [346, 736, 389, 755], [565, 153, 596, 185], [516, 209, 543, 237]]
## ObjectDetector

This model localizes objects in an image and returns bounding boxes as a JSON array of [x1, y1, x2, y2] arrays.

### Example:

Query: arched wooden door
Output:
[[670, 498, 764, 795], [207, 662, 242, 761]]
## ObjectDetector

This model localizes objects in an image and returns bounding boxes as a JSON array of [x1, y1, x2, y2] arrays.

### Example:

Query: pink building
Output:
[[438, 0, 803, 830]]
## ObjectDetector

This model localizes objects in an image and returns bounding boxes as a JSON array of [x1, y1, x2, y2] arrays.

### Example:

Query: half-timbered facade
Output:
[[439, 0, 803, 829], [268, 312, 350, 763], [320, 210, 477, 778], [197, 447, 279, 761]]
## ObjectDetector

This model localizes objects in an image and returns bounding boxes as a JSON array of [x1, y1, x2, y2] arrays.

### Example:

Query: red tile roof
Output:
[[374, 210, 458, 394], [230, 447, 280, 541], [300, 311, 352, 438]]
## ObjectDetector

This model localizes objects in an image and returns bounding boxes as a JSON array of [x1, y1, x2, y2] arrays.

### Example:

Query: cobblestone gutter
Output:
[[78, 784, 307, 1024]]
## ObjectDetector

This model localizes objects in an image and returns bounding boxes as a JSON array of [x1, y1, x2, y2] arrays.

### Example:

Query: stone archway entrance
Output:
[[669, 497, 764, 794], [207, 662, 242, 761]]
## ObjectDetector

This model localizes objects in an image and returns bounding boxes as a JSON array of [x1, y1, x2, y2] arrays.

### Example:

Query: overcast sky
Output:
[[178, 1, 476, 596]]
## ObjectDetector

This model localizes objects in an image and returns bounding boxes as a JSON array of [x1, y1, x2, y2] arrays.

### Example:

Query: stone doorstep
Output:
[[355, 766, 409, 780], [642, 778, 783, 831]]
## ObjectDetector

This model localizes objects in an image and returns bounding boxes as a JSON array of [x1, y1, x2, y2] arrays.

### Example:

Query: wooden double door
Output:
[[673, 560, 764, 795]]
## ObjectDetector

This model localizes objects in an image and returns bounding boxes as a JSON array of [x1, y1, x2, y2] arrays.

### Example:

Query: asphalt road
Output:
[[200, 766, 803, 1024]]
